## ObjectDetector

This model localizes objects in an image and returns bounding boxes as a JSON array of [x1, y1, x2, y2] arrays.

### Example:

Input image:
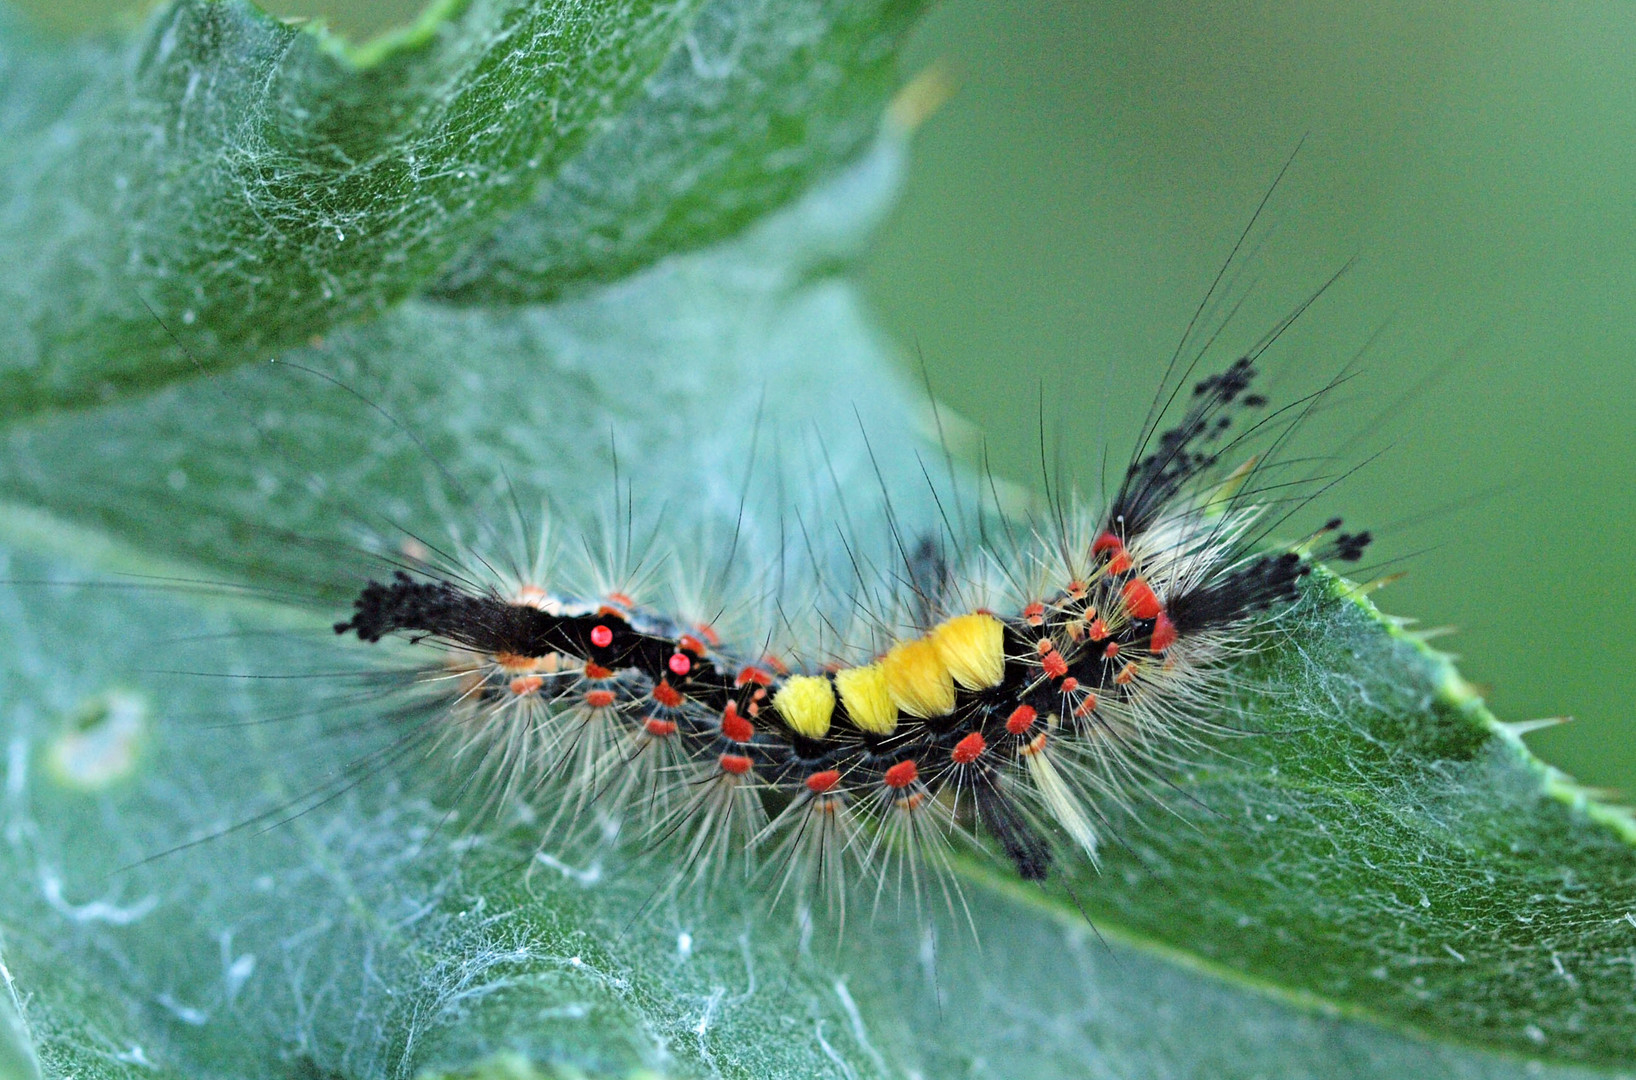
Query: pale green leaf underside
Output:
[[2, 2, 1635, 1079]]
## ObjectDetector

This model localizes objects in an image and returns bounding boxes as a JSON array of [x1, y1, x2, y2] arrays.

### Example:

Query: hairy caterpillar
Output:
[[306, 345, 1371, 916]]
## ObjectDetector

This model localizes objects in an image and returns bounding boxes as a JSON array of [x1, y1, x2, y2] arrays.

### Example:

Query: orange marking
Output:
[[1074, 693, 1100, 718], [805, 769, 841, 794], [1150, 611, 1178, 652], [1115, 661, 1138, 685], [1020, 730, 1049, 756], [643, 717, 677, 737], [1006, 704, 1037, 735], [883, 760, 919, 788], [762, 654, 791, 675], [1042, 650, 1069, 679], [678, 634, 707, 656], [1035, 637, 1056, 655], [583, 662, 613, 680], [584, 689, 617, 709], [1121, 578, 1162, 620], [595, 605, 629, 620], [735, 665, 774, 687], [652, 680, 683, 708], [494, 651, 542, 672], [1023, 601, 1046, 627], [719, 753, 753, 775], [508, 676, 543, 696], [694, 623, 722, 647], [951, 732, 986, 764], [720, 701, 754, 743], [606, 592, 636, 608]]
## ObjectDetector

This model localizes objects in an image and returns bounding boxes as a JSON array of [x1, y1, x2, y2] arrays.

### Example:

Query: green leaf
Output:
[[2, 2, 1636, 1079]]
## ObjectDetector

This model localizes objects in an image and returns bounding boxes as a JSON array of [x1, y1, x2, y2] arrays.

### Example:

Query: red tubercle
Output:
[[1103, 641, 1120, 659], [652, 680, 684, 708], [1150, 611, 1178, 652], [719, 753, 753, 776], [805, 769, 842, 794], [678, 634, 707, 656], [1066, 579, 1087, 599], [1121, 578, 1162, 620], [606, 592, 637, 608], [1086, 618, 1109, 641], [643, 717, 677, 737], [950, 731, 987, 764], [667, 652, 692, 677], [1092, 531, 1124, 557], [1023, 601, 1046, 627], [1114, 661, 1138, 685], [1060, 677, 1079, 694], [1005, 704, 1037, 735], [1041, 650, 1069, 679], [583, 662, 614, 680], [589, 624, 614, 649], [584, 689, 617, 709], [1035, 637, 1056, 655], [720, 701, 754, 743], [735, 665, 774, 687], [762, 654, 791, 676], [1073, 693, 1100, 718], [509, 676, 543, 696], [694, 623, 722, 647], [1107, 551, 1134, 575], [882, 760, 919, 789]]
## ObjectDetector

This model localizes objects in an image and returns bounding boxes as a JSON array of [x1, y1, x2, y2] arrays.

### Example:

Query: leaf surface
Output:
[[0, 3, 1634, 1079]]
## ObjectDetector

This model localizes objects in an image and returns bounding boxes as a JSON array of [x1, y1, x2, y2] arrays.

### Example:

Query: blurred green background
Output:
[[18, 0, 1636, 792]]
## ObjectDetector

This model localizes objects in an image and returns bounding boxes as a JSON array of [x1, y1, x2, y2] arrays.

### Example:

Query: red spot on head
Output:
[[735, 665, 774, 687], [1023, 600, 1046, 627], [589, 624, 613, 649], [678, 634, 706, 656], [1121, 578, 1163, 620], [1006, 704, 1037, 735], [1042, 650, 1069, 679], [1092, 531, 1124, 557], [668, 652, 692, 677], [1103, 641, 1120, 659], [583, 662, 613, 680], [652, 680, 684, 708], [509, 676, 543, 696], [720, 701, 754, 743], [643, 717, 677, 737], [805, 769, 841, 794], [1150, 612, 1178, 652], [719, 753, 753, 776], [584, 689, 617, 709], [951, 732, 987, 764], [695, 623, 722, 647], [883, 760, 919, 789], [1060, 677, 1079, 694]]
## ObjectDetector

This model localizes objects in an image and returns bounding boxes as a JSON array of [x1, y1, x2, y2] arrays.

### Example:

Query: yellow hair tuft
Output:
[[834, 663, 898, 734], [773, 674, 835, 739], [930, 613, 1006, 690], [882, 637, 956, 718]]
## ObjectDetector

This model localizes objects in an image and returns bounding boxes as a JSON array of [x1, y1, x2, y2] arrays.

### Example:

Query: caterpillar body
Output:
[[325, 353, 1371, 907]]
